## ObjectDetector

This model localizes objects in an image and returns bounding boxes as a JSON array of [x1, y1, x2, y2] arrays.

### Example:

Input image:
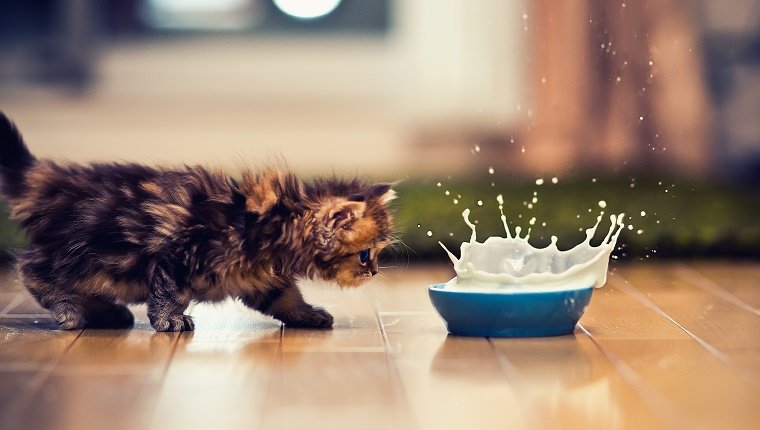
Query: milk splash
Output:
[[439, 199, 625, 292]]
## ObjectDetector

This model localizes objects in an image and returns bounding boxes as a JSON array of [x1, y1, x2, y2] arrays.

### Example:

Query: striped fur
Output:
[[0, 113, 394, 331]]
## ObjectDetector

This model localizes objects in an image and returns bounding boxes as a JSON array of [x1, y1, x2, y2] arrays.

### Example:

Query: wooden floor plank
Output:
[[0, 318, 83, 430], [261, 351, 409, 430], [683, 262, 760, 311], [55, 327, 177, 372], [15, 372, 165, 430], [585, 275, 760, 429], [618, 264, 760, 350], [618, 264, 760, 382], [372, 265, 452, 313], [0, 317, 81, 367], [0, 371, 37, 407], [281, 282, 385, 352], [580, 280, 692, 340], [263, 281, 411, 429], [491, 334, 670, 430], [1, 304, 176, 430], [380, 313, 531, 430], [2, 263, 760, 430], [151, 300, 282, 430]]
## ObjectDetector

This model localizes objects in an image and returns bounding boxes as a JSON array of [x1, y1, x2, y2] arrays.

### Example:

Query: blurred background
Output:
[[0, 0, 758, 260]]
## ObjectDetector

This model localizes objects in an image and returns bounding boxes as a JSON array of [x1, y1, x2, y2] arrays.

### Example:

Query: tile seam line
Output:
[[673, 263, 760, 316], [2, 327, 85, 424], [256, 323, 284, 430], [487, 338, 560, 430], [611, 275, 760, 390], [577, 323, 702, 430], [610, 275, 732, 365], [158, 331, 182, 380], [368, 284, 420, 430]]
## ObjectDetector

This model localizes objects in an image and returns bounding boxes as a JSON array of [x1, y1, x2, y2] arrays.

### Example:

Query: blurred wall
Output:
[[0, 0, 525, 178], [1, 0, 757, 180]]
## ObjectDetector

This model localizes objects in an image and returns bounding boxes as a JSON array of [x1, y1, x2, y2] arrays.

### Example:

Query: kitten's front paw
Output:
[[281, 307, 334, 329], [151, 314, 195, 332]]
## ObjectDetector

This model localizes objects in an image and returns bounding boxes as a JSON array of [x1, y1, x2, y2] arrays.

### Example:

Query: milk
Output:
[[439, 202, 625, 293]]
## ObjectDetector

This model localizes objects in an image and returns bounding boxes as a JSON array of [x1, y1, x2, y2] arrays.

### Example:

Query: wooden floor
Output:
[[1, 262, 759, 430]]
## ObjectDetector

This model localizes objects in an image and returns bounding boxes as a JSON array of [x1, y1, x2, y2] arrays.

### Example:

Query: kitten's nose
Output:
[[370, 268, 378, 276]]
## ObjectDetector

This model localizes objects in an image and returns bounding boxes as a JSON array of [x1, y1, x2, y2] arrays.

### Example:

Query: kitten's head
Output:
[[309, 181, 395, 288]]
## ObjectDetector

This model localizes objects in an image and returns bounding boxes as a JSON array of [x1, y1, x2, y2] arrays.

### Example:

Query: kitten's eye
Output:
[[358, 249, 370, 264]]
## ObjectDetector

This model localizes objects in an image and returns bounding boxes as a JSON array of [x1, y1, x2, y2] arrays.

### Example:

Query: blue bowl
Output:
[[428, 283, 593, 337]]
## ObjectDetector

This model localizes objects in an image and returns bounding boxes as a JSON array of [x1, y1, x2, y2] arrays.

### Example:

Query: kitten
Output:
[[0, 113, 395, 331]]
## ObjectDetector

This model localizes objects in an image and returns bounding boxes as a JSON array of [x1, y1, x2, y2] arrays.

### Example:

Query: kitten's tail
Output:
[[0, 112, 36, 199]]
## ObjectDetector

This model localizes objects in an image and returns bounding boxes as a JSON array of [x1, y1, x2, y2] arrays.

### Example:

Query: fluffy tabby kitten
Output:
[[0, 113, 394, 331]]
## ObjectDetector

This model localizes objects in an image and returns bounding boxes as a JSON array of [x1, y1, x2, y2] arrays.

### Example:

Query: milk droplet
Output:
[[521, 146, 526, 153], [639, 116, 644, 121], [637, 229, 644, 234], [542, 222, 547, 227], [445, 190, 450, 196], [535, 178, 544, 185], [477, 200, 483, 206], [496, 194, 504, 205], [449, 232, 454, 237], [426, 230, 433, 237], [453, 199, 459, 205], [531, 197, 538, 204], [488, 167, 495, 175], [592, 178, 597, 183], [627, 224, 633, 231], [527, 203, 533, 209], [436, 182, 442, 187], [551, 177, 558, 184], [640, 211, 646, 216], [474, 145, 481, 152], [598, 200, 607, 209], [529, 217, 536, 225]]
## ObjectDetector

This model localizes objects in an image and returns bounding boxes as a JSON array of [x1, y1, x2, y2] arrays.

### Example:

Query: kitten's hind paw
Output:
[[281, 307, 334, 329], [151, 315, 195, 332], [51, 302, 86, 330]]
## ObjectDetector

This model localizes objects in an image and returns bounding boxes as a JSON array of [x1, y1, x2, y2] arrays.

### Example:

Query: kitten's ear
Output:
[[328, 200, 365, 230], [367, 183, 396, 205]]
